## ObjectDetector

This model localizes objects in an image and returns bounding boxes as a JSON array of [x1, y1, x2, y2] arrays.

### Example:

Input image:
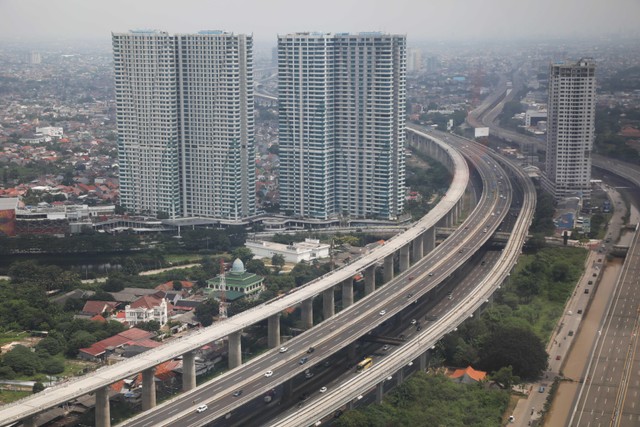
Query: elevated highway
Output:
[[0, 132, 469, 427], [121, 127, 514, 427], [268, 128, 536, 427]]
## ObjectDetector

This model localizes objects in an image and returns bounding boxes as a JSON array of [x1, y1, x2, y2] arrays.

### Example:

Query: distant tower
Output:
[[543, 58, 596, 202]]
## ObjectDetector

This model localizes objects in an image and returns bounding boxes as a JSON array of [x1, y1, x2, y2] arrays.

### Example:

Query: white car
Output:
[[264, 370, 274, 377], [319, 387, 327, 393], [279, 346, 288, 353], [196, 404, 208, 413], [379, 310, 386, 316]]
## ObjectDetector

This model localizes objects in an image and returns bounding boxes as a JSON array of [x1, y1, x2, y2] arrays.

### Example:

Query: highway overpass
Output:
[[0, 130, 471, 427]]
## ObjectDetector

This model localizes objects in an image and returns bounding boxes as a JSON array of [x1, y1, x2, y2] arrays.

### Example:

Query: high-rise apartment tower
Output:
[[112, 30, 255, 219], [543, 58, 596, 202], [278, 32, 406, 220]]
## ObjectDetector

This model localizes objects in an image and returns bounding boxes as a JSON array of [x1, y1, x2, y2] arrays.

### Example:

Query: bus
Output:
[[356, 357, 373, 372]]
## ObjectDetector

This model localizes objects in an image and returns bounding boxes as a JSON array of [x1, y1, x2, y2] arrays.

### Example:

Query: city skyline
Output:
[[2, 0, 639, 44]]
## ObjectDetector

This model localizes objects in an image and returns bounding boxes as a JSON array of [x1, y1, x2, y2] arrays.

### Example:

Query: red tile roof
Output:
[[82, 300, 118, 315], [449, 366, 487, 382]]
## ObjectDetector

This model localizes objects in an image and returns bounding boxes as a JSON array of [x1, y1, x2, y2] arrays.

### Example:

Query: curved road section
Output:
[[267, 129, 535, 427], [0, 133, 468, 427]]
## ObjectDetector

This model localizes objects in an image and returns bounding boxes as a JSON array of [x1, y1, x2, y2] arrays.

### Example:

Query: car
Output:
[[577, 309, 583, 314], [410, 319, 417, 325], [406, 292, 413, 298], [448, 293, 453, 300], [279, 346, 288, 353], [458, 249, 463, 253], [379, 310, 386, 316], [319, 386, 327, 393], [588, 280, 593, 285], [307, 347, 315, 354], [538, 386, 545, 393], [481, 261, 486, 265], [584, 289, 590, 294], [556, 355, 561, 360], [233, 390, 243, 397], [264, 370, 273, 377], [299, 357, 308, 365], [399, 334, 406, 340], [416, 325, 422, 331], [408, 275, 415, 281], [305, 370, 314, 379], [196, 404, 208, 413], [382, 345, 390, 351], [568, 330, 574, 336], [428, 272, 434, 276]]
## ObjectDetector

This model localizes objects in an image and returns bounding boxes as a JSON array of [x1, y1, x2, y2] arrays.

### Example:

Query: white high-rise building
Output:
[[112, 30, 255, 219], [543, 58, 596, 202], [278, 32, 406, 220]]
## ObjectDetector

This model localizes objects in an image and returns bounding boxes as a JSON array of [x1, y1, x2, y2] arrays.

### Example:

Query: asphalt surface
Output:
[[120, 132, 514, 427]]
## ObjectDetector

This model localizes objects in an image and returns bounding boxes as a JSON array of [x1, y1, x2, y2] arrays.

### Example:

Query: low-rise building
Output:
[[245, 238, 330, 264], [125, 295, 169, 326]]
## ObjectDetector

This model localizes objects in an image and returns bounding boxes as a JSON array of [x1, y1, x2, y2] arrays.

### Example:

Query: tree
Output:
[[103, 272, 127, 292], [0, 366, 16, 379], [137, 320, 161, 332], [3, 345, 43, 375], [195, 300, 219, 327], [478, 326, 547, 381], [32, 382, 45, 394], [41, 357, 65, 375], [232, 247, 254, 264], [271, 254, 285, 271], [66, 331, 97, 357], [245, 259, 269, 276], [36, 336, 65, 356], [491, 365, 520, 389], [172, 280, 183, 291]]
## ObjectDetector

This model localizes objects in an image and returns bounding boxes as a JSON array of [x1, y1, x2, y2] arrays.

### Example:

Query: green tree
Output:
[[137, 320, 161, 333], [3, 345, 43, 375], [491, 365, 521, 389], [245, 259, 269, 276], [194, 300, 219, 327], [41, 357, 65, 375], [35, 336, 65, 356], [232, 247, 254, 264], [478, 326, 547, 381], [32, 382, 45, 394], [271, 254, 285, 271]]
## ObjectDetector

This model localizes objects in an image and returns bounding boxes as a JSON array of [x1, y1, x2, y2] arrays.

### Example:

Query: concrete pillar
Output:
[[323, 288, 335, 319], [423, 227, 435, 254], [22, 417, 37, 427], [419, 352, 428, 371], [399, 245, 410, 272], [445, 211, 452, 227], [268, 314, 281, 348], [396, 368, 404, 385], [376, 382, 384, 403], [228, 330, 242, 369], [141, 367, 156, 411], [342, 279, 354, 308], [364, 265, 376, 295], [383, 254, 394, 283], [95, 386, 111, 427], [411, 235, 423, 263], [301, 298, 313, 329], [182, 351, 196, 391]]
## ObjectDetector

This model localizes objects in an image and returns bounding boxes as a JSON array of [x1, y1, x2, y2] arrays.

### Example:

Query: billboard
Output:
[[0, 209, 16, 237], [474, 127, 490, 138]]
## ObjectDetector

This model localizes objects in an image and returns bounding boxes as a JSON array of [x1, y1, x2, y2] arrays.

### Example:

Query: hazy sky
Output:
[[1, 0, 639, 45]]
